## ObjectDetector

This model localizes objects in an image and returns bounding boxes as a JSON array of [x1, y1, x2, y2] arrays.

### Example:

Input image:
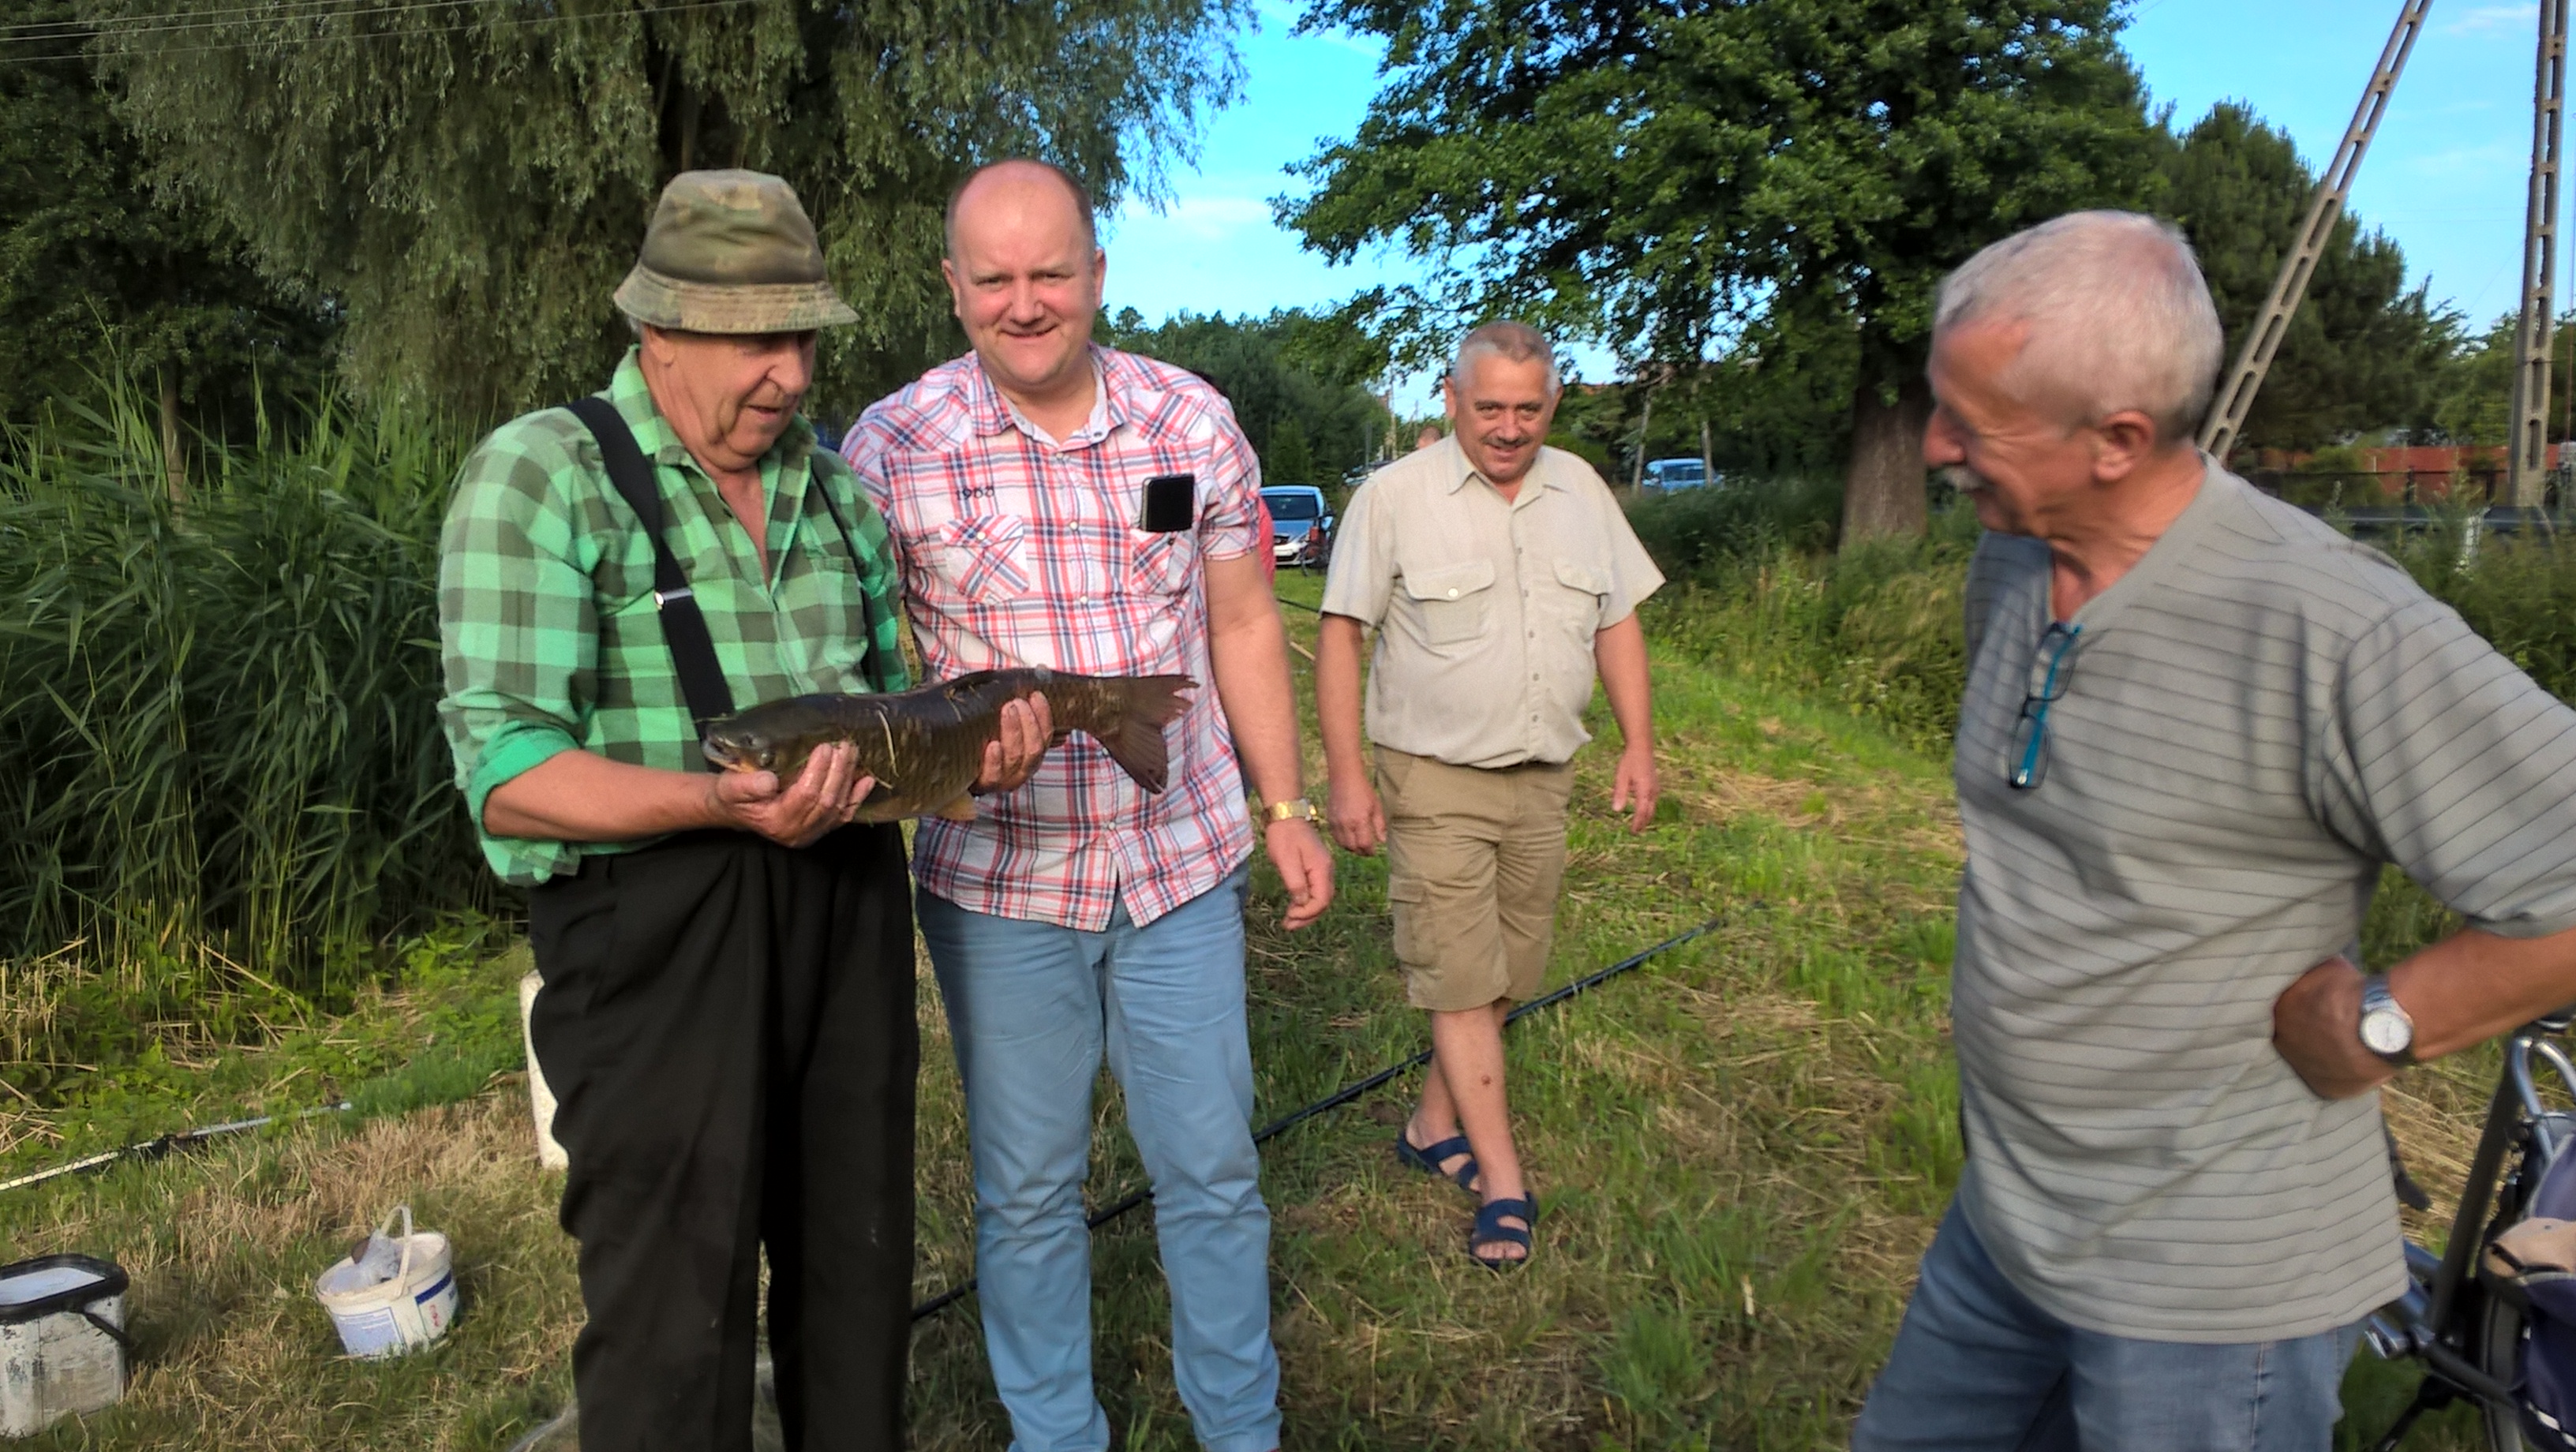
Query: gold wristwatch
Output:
[[1264, 797, 1320, 826]]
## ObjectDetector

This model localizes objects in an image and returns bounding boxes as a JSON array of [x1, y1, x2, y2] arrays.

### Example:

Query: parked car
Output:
[[1641, 457, 1710, 492], [1262, 485, 1335, 570]]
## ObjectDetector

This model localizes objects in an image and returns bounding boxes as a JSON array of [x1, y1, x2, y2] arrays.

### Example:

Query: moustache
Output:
[[1941, 465, 1991, 494]]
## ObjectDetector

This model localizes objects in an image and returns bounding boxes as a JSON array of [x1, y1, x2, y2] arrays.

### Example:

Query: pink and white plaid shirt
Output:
[[844, 346, 1262, 930]]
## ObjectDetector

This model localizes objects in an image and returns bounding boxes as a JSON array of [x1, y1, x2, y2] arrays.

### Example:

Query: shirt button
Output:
[[1446, 588, 1458, 599]]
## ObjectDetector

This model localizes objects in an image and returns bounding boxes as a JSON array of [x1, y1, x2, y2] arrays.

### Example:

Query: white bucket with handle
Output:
[[314, 1206, 455, 1358]]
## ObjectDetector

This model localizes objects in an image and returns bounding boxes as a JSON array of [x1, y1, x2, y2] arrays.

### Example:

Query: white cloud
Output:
[[1110, 193, 1277, 244], [2445, 3, 2537, 35]]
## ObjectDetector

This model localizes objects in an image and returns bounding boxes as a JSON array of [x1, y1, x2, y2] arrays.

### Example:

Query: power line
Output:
[[0, 0, 756, 66], [2, 0, 473, 43], [3, 0, 490, 47]]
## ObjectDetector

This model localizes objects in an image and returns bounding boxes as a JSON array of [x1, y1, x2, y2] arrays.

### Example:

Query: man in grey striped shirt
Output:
[[1852, 211, 2576, 1451]]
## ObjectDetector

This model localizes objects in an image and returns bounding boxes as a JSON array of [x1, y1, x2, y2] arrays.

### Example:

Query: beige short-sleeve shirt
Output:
[[1320, 438, 1663, 767]]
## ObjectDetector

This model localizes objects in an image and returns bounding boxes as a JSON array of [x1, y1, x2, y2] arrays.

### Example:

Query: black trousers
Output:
[[527, 825, 916, 1452]]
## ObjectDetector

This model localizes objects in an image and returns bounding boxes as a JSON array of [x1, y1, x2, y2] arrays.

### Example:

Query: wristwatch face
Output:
[[2361, 1009, 2413, 1057]]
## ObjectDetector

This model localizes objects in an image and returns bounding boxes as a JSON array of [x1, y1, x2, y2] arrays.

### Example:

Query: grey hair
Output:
[[1934, 210, 2224, 444], [1451, 320, 1560, 395]]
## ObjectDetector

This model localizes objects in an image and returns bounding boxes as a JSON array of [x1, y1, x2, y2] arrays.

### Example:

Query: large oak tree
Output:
[[1284, 0, 2161, 542]]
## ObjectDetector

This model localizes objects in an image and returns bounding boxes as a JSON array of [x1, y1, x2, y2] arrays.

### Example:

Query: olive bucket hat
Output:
[[612, 170, 859, 333]]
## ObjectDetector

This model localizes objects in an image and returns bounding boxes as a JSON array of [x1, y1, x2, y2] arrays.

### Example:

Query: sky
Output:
[[1097, 1, 2567, 412]]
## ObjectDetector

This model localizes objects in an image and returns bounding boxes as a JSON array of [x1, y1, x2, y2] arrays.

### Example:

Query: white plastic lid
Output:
[[0, 1263, 107, 1308]]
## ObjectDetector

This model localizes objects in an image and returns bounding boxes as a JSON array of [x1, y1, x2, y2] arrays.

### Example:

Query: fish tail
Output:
[[1084, 674, 1195, 793]]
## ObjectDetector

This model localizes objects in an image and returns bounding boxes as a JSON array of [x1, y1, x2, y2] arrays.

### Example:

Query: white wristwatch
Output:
[[2358, 974, 2417, 1065]]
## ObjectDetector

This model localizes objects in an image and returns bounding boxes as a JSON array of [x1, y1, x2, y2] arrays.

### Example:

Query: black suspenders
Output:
[[564, 397, 900, 768], [564, 396, 736, 765]]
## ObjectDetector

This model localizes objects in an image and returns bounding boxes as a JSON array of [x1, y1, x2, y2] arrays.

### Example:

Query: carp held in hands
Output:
[[699, 667, 1196, 822]]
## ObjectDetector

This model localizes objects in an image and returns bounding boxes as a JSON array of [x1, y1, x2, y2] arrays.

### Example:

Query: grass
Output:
[[0, 565, 2523, 1450]]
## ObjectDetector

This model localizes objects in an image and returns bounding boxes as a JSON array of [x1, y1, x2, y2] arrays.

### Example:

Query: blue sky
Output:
[[1098, 1, 2561, 412]]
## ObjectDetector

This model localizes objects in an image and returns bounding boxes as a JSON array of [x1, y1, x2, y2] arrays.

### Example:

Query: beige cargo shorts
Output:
[[1374, 745, 1577, 1012]]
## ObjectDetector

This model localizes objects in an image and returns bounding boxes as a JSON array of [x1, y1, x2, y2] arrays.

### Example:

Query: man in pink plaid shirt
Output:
[[843, 159, 1331, 1452]]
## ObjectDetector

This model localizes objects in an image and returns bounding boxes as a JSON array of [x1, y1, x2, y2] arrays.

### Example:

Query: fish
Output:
[[698, 667, 1196, 822]]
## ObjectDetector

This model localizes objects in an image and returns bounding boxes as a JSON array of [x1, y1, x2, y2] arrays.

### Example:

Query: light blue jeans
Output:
[[1852, 1204, 2361, 1452], [915, 866, 1280, 1452]]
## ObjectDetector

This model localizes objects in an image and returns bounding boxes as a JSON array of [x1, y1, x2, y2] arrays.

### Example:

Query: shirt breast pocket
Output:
[[938, 514, 1034, 604], [1546, 558, 1611, 633], [1402, 559, 1497, 647], [1128, 530, 1196, 597]]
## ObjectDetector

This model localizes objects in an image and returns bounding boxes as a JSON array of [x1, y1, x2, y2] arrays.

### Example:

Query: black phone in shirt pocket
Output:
[[1137, 473, 1196, 533]]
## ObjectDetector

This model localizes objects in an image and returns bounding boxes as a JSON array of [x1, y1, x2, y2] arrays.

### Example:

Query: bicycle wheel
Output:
[[2483, 1285, 2530, 1452]]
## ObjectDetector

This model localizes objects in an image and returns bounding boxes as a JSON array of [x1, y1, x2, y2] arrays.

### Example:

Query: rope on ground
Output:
[[908, 913, 1728, 1322]]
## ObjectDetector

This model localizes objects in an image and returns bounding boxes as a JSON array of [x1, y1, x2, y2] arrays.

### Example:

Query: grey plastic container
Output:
[[0, 1253, 129, 1436]]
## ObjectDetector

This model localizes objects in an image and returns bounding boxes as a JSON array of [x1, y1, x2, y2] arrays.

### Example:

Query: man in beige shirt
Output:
[[1316, 320, 1663, 1267]]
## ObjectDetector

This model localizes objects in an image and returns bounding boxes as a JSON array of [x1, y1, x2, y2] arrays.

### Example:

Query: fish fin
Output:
[[933, 795, 979, 822], [1091, 675, 1195, 792]]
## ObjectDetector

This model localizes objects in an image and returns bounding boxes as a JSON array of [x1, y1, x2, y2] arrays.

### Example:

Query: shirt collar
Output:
[[1443, 435, 1560, 499], [966, 344, 1123, 447], [608, 344, 817, 477]]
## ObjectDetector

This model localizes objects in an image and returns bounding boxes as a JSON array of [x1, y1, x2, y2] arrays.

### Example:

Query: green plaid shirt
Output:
[[438, 348, 909, 885]]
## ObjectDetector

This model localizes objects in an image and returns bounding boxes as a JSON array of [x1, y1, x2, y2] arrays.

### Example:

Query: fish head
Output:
[[700, 722, 782, 774]]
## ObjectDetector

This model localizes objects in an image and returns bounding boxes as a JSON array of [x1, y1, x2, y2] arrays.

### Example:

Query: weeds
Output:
[[0, 376, 493, 1089]]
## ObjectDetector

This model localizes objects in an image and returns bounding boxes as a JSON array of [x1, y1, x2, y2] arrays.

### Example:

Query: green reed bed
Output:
[[0, 383, 490, 1097]]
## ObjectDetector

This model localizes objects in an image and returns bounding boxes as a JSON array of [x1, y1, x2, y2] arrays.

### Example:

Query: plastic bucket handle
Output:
[[373, 1205, 416, 1289]]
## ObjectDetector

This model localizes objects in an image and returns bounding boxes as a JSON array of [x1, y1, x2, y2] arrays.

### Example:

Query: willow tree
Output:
[[1285, 0, 2159, 543], [0, 0, 335, 465], [96, 0, 1242, 420]]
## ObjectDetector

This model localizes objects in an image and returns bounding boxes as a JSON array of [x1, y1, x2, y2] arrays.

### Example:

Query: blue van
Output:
[[1642, 458, 1710, 492]]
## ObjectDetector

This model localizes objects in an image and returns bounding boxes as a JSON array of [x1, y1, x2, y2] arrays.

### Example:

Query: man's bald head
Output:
[[945, 159, 1097, 262]]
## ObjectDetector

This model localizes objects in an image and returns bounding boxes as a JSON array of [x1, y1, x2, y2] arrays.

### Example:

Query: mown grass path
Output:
[[0, 577, 2488, 1449]]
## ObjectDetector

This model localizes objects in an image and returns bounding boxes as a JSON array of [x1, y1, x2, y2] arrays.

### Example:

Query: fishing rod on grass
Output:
[[908, 913, 1728, 1322], [2, 916, 1729, 1321], [0, 1103, 356, 1195]]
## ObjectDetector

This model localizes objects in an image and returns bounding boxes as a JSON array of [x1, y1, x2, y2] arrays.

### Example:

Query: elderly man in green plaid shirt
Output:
[[438, 170, 1045, 1451]]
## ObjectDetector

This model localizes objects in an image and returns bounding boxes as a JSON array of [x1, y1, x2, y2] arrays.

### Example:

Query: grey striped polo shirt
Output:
[[1953, 464, 2576, 1342]]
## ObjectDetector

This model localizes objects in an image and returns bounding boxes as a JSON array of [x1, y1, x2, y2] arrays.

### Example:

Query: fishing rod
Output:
[[908, 913, 1726, 1322], [0, 1102, 355, 1195]]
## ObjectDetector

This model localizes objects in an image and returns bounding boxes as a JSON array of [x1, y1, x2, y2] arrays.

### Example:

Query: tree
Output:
[[2157, 103, 2458, 454], [94, 0, 1245, 421], [1266, 418, 1317, 485], [0, 1, 335, 469], [1098, 307, 1387, 484], [1284, 0, 2161, 544]]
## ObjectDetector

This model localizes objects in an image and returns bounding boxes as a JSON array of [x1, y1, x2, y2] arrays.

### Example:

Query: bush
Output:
[[1644, 503, 1980, 752], [1646, 487, 2576, 754], [1624, 473, 1842, 578], [0, 377, 490, 1072], [2383, 512, 2576, 705]]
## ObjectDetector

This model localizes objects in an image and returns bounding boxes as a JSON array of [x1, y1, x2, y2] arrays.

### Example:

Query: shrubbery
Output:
[[1631, 479, 2576, 753], [1632, 481, 1978, 752], [0, 380, 489, 1088]]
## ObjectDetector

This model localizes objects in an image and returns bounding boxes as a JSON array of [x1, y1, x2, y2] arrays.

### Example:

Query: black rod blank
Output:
[[909, 915, 1724, 1323]]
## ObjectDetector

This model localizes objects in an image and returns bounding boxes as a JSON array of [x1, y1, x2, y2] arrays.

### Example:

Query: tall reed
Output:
[[0, 376, 491, 1056]]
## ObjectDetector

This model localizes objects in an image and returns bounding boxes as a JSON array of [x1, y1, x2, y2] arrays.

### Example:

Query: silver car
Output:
[[1262, 485, 1334, 569]]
